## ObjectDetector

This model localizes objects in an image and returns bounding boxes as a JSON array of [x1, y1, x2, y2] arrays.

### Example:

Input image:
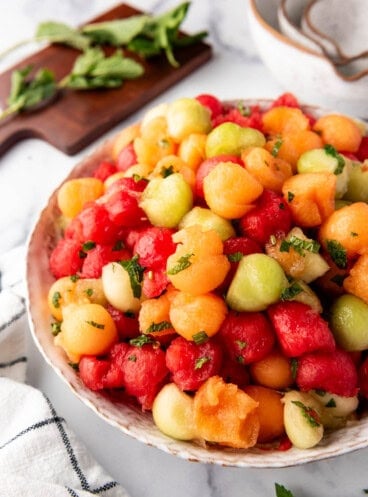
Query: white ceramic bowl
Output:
[[278, 0, 322, 54], [302, 0, 368, 62], [26, 99, 368, 468], [248, 0, 368, 117]]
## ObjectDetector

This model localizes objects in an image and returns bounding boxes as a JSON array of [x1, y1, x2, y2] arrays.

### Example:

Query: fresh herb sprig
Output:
[[0, 2, 206, 69], [0, 48, 144, 120]]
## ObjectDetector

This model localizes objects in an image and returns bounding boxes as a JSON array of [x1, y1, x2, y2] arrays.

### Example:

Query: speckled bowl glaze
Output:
[[248, 0, 368, 117], [26, 99, 368, 467]]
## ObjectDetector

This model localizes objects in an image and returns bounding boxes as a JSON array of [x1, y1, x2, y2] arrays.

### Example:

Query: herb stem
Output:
[[0, 38, 36, 61]]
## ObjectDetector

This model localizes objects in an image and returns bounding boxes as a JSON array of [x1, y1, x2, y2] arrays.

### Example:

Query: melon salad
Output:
[[48, 92, 368, 451]]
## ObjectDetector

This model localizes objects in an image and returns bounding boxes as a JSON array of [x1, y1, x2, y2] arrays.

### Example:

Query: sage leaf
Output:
[[35, 21, 90, 51], [82, 15, 149, 46]]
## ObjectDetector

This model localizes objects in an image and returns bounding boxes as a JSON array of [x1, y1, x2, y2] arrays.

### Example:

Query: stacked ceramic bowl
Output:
[[247, 0, 368, 116]]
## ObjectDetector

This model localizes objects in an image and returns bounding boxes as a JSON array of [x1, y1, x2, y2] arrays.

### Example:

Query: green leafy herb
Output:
[[60, 47, 144, 89], [192, 330, 209, 345], [128, 354, 137, 362], [235, 340, 247, 350], [290, 358, 298, 380], [112, 240, 125, 251], [51, 321, 62, 336], [314, 389, 326, 397], [160, 165, 175, 177], [287, 191, 294, 202], [292, 400, 321, 427], [0, 65, 57, 120], [82, 240, 96, 251], [195, 356, 210, 369], [36, 21, 91, 51], [325, 398, 337, 408], [326, 239, 347, 269], [130, 334, 158, 347], [52, 291, 62, 309], [237, 102, 251, 116], [84, 288, 94, 297], [85, 320, 105, 329], [280, 235, 320, 256], [281, 281, 303, 301], [271, 138, 283, 157], [145, 321, 172, 333], [127, 2, 207, 67], [324, 144, 345, 175], [119, 255, 145, 298], [82, 15, 149, 46], [275, 483, 294, 497], [70, 274, 80, 282], [167, 253, 194, 275], [227, 251, 243, 263]]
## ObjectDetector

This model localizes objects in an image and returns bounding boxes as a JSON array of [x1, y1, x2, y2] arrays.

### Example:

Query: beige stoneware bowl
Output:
[[248, 0, 368, 117], [26, 98, 368, 467]]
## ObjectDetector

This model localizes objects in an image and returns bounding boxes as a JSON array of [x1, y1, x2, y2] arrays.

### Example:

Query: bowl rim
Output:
[[278, 0, 323, 55], [248, 0, 368, 81], [303, 0, 368, 62], [26, 97, 368, 468]]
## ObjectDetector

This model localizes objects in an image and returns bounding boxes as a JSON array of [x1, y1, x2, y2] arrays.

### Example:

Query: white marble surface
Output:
[[1, 1, 368, 496]]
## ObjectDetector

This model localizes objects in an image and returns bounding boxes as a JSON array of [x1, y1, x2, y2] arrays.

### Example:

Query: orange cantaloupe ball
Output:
[[249, 349, 294, 390], [55, 303, 118, 362], [178, 133, 207, 171], [169, 292, 228, 341], [262, 106, 310, 136], [48, 277, 107, 321], [241, 147, 293, 193], [343, 254, 368, 304], [203, 162, 263, 219], [244, 385, 285, 443], [139, 293, 176, 336], [313, 114, 362, 153], [57, 178, 104, 218], [282, 172, 336, 227], [112, 122, 141, 160], [266, 130, 324, 172], [152, 155, 196, 190], [167, 226, 230, 294], [133, 116, 177, 168], [193, 376, 260, 449], [319, 202, 368, 258]]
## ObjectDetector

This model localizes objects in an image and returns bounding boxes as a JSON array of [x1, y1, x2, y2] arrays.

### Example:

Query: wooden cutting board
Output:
[[0, 4, 212, 156]]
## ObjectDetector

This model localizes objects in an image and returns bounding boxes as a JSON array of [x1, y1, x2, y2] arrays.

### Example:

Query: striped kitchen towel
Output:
[[0, 287, 130, 497]]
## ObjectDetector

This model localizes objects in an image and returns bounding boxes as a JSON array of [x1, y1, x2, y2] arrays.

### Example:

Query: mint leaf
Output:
[[275, 483, 294, 497], [324, 144, 345, 175], [291, 400, 321, 427], [119, 255, 145, 299], [82, 15, 149, 46], [128, 2, 207, 67], [167, 253, 193, 275], [145, 321, 172, 333], [1, 65, 57, 120], [326, 239, 347, 269], [60, 48, 144, 89], [36, 21, 90, 51]]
